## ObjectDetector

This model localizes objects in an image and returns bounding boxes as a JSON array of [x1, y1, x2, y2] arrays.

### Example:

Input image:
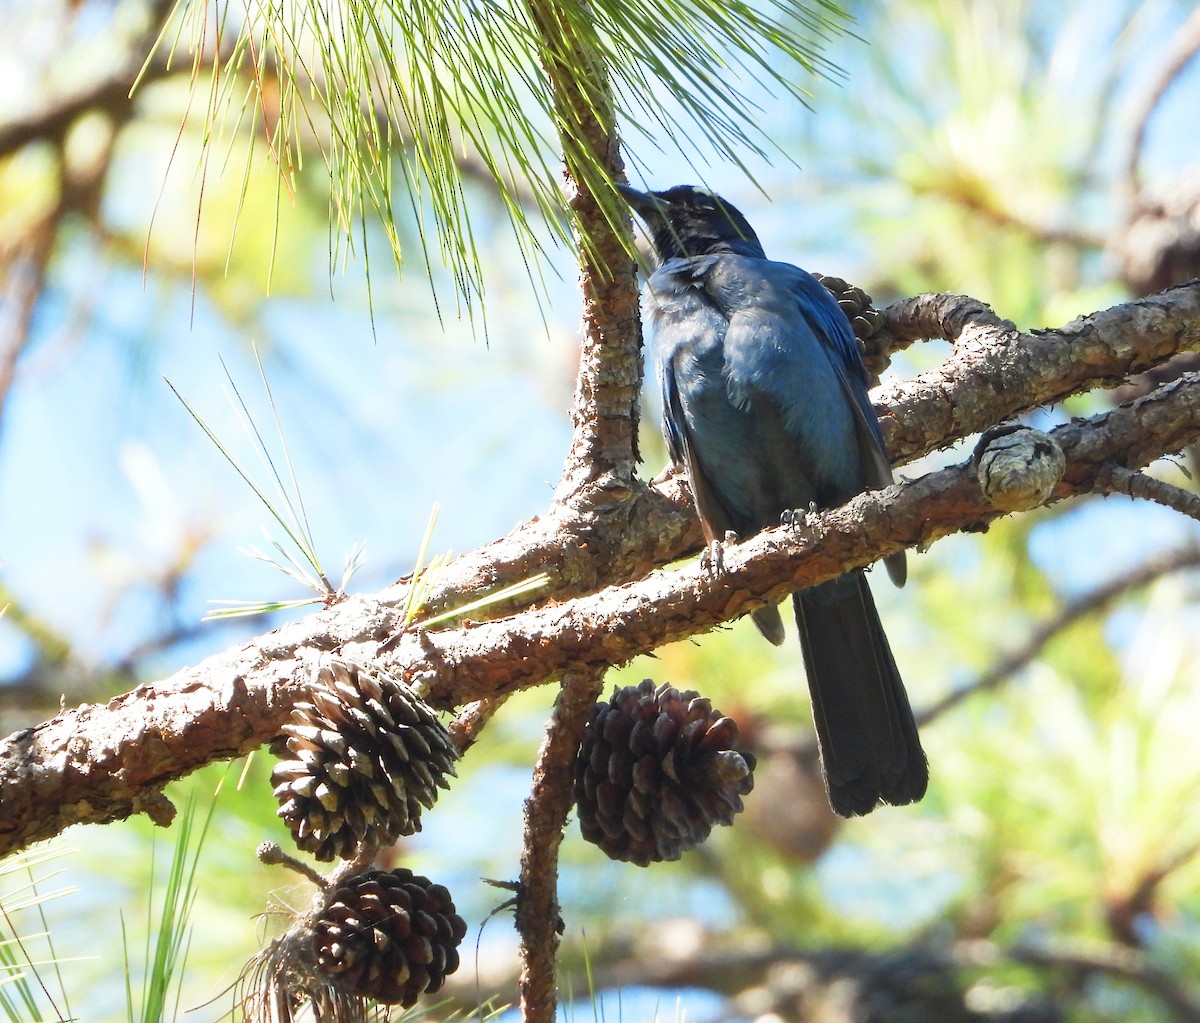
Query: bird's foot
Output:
[[700, 533, 737, 576], [781, 502, 818, 531]]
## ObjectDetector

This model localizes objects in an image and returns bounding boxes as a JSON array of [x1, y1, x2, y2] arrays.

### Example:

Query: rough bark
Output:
[[1, 313, 1199, 854], [521, 0, 645, 501], [516, 672, 604, 1023]]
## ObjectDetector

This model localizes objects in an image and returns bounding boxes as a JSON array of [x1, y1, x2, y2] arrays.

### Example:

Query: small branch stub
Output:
[[973, 425, 1067, 513]]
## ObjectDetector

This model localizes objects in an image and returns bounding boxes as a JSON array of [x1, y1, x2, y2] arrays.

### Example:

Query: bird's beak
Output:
[[617, 183, 668, 222]]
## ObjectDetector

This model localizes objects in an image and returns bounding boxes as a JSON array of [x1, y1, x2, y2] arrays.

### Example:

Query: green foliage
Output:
[[154, 0, 852, 314], [0, 842, 76, 1023], [122, 794, 217, 1023], [0, 792, 221, 1023], [810, 0, 1137, 327], [169, 347, 362, 617]]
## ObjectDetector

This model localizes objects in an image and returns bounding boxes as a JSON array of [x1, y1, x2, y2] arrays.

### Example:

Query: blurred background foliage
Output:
[[1, 0, 1200, 1020]]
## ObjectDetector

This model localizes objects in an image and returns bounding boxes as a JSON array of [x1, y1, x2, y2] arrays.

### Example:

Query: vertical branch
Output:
[[521, 0, 644, 502], [517, 670, 605, 1023], [1120, 5, 1200, 206], [0, 213, 57, 436]]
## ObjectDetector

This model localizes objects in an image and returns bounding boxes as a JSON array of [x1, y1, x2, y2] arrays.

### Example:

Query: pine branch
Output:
[[516, 671, 604, 1023], [876, 283, 1200, 462], [1095, 465, 1200, 522], [0, 286, 1198, 857], [520, 0, 645, 499], [914, 545, 1200, 729]]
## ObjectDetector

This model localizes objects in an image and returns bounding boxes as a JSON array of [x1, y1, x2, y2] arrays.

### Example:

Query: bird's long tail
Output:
[[793, 573, 928, 817]]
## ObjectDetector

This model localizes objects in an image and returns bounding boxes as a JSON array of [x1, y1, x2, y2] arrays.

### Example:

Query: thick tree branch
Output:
[[521, 0, 644, 500], [877, 283, 1200, 462], [3, 359, 1199, 855]]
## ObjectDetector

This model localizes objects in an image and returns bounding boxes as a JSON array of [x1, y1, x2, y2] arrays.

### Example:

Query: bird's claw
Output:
[[700, 536, 732, 576], [700, 539, 722, 575], [781, 502, 818, 531]]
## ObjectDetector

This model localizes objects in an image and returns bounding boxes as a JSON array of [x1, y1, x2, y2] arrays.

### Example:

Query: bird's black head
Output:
[[619, 184, 766, 263]]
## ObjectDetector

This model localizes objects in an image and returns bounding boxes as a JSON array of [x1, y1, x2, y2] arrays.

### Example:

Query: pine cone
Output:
[[814, 273, 891, 380], [313, 868, 468, 1006], [272, 659, 458, 861], [574, 680, 755, 866]]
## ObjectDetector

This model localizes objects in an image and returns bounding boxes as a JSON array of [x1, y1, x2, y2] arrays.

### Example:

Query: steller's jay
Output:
[[621, 183, 928, 816]]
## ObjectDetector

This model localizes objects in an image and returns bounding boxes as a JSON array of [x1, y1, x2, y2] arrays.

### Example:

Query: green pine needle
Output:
[[203, 597, 322, 620], [393, 503, 550, 632], [151, 0, 851, 317], [419, 571, 550, 629], [170, 347, 371, 619], [166, 373, 328, 594], [123, 790, 220, 1023], [0, 841, 78, 1023], [401, 503, 448, 628]]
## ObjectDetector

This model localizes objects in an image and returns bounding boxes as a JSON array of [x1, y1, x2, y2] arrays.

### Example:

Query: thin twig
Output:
[[256, 841, 329, 889], [1122, 6, 1200, 203], [915, 545, 1200, 728], [936, 184, 1105, 251], [959, 938, 1200, 1023], [1095, 465, 1200, 522], [517, 670, 604, 1023], [448, 695, 511, 753]]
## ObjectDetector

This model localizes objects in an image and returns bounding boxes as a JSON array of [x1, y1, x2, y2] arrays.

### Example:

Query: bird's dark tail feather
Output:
[[793, 574, 927, 817], [751, 604, 786, 646]]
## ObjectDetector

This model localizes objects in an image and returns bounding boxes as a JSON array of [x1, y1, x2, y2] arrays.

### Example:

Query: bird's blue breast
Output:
[[644, 254, 867, 532]]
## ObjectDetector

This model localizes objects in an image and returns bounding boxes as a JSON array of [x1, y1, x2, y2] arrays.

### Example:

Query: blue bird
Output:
[[621, 183, 928, 816]]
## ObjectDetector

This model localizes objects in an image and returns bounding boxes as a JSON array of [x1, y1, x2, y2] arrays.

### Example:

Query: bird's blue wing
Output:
[[783, 267, 895, 491], [659, 354, 688, 469], [712, 256, 905, 584], [784, 267, 906, 585]]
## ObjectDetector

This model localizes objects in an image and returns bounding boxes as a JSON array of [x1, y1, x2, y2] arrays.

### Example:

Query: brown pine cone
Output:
[[813, 272, 891, 381], [312, 867, 468, 1006], [574, 680, 755, 866], [272, 659, 458, 861]]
